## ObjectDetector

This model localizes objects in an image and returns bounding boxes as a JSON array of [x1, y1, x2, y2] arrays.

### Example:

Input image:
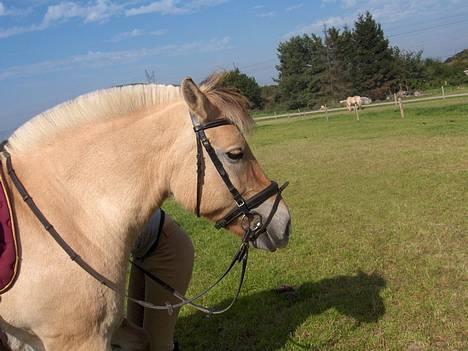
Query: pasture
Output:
[[163, 98, 467, 350]]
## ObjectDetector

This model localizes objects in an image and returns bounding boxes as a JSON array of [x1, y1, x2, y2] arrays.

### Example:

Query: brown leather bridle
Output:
[[190, 112, 289, 242]]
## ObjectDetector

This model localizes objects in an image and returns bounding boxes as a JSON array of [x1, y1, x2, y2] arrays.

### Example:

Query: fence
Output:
[[254, 92, 468, 122]]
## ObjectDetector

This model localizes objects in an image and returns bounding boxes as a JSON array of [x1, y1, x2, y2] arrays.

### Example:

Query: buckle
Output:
[[236, 199, 245, 208]]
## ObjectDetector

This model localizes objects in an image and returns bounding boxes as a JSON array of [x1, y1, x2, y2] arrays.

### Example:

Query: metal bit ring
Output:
[[240, 212, 263, 232]]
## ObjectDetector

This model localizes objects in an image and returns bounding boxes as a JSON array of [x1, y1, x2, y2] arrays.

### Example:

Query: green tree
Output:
[[260, 85, 280, 111], [323, 26, 354, 102], [276, 34, 327, 109], [422, 58, 467, 87], [222, 68, 264, 109], [351, 12, 396, 99], [392, 48, 426, 91]]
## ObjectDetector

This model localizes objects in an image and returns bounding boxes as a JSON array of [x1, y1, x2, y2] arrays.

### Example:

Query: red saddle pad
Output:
[[0, 159, 19, 294]]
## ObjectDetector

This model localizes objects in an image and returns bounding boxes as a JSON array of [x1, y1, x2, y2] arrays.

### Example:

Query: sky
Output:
[[1, 0, 467, 134]]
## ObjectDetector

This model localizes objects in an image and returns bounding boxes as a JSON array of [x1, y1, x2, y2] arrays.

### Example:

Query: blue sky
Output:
[[1, 0, 467, 133]]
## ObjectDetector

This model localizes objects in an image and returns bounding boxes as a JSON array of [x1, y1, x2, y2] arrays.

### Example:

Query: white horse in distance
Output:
[[340, 96, 362, 112]]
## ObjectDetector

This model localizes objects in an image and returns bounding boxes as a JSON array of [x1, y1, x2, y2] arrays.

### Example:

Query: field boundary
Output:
[[254, 92, 468, 121]]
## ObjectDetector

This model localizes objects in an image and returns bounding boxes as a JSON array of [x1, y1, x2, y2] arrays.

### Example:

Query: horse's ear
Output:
[[181, 77, 211, 122]]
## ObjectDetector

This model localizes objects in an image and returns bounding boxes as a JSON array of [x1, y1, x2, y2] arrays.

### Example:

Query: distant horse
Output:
[[340, 96, 362, 112], [0, 73, 291, 351], [319, 105, 328, 112]]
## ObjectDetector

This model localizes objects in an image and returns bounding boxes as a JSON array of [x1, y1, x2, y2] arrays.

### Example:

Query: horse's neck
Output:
[[10, 102, 191, 279]]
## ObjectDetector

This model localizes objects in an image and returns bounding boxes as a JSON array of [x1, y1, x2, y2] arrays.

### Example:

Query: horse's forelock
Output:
[[200, 72, 254, 135]]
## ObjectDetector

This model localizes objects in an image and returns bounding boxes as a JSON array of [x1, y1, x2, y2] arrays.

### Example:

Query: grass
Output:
[[163, 98, 468, 350]]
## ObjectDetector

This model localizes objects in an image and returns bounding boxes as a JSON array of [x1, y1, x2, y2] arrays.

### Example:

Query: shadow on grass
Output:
[[176, 271, 385, 351]]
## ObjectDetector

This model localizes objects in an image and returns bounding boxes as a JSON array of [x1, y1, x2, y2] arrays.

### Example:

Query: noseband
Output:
[[190, 112, 288, 242]]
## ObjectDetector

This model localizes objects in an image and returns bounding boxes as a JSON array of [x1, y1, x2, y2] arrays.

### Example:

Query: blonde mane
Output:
[[7, 83, 182, 152], [7, 73, 254, 153]]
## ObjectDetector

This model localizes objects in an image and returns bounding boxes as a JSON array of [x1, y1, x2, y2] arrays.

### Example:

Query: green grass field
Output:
[[163, 98, 468, 351]]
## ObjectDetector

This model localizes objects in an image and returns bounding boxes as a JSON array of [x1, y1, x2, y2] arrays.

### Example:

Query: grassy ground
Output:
[[163, 98, 468, 350]]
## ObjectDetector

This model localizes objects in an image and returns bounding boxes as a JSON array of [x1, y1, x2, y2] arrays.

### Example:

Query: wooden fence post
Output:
[[442, 86, 445, 99], [398, 98, 405, 119], [325, 107, 329, 122], [354, 104, 360, 121], [394, 93, 398, 106]]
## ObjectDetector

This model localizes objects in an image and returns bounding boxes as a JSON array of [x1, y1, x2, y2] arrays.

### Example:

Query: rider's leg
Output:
[[127, 263, 146, 328], [141, 215, 194, 351]]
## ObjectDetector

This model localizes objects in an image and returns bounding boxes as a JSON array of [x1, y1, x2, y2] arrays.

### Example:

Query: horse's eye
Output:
[[226, 151, 244, 161]]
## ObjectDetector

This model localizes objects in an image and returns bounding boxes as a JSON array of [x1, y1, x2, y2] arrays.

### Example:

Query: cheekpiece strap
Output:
[[190, 112, 249, 217]]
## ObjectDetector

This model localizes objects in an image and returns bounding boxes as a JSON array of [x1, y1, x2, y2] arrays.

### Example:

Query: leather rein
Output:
[[0, 112, 288, 315]]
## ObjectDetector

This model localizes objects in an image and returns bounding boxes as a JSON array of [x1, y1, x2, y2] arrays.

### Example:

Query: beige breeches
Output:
[[127, 215, 194, 351]]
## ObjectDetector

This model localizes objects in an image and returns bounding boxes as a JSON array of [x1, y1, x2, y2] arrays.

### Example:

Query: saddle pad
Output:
[[0, 159, 19, 294]]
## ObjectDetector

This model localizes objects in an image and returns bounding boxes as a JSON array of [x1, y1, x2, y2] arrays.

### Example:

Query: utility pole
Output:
[[145, 69, 156, 84]]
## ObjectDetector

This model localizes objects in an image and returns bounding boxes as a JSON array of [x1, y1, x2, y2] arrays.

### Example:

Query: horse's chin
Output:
[[251, 222, 290, 252], [251, 233, 278, 252]]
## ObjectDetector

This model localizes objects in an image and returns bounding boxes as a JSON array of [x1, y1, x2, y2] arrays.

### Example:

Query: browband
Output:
[[193, 118, 233, 131]]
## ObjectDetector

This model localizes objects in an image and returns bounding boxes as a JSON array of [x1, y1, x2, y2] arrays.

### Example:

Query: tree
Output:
[[422, 58, 468, 87], [260, 85, 280, 111], [323, 26, 354, 102], [392, 48, 425, 91], [276, 34, 327, 109], [351, 12, 396, 99], [271, 11, 466, 110], [222, 68, 264, 109]]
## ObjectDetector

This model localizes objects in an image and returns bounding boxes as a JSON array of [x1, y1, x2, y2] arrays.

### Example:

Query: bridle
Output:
[[0, 111, 288, 315], [191, 112, 288, 240]]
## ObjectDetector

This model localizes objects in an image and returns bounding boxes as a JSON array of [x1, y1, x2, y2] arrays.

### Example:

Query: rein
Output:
[[0, 147, 250, 315], [0, 111, 288, 315]]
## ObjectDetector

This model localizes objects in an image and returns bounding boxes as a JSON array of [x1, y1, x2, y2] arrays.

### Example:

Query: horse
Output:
[[341, 96, 362, 112], [0, 73, 291, 351], [339, 96, 363, 112]]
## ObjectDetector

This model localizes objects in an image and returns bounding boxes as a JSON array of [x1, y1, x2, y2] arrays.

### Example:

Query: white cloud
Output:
[[125, 0, 188, 16], [0, 0, 123, 39], [286, 3, 303, 12], [189, 0, 228, 7], [0, 37, 232, 80], [125, 0, 228, 16], [0, 24, 46, 38], [320, 0, 452, 17], [0, 0, 228, 39], [284, 15, 352, 38], [43, 0, 122, 25], [288, 0, 465, 38], [257, 11, 275, 18], [110, 28, 166, 42]]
